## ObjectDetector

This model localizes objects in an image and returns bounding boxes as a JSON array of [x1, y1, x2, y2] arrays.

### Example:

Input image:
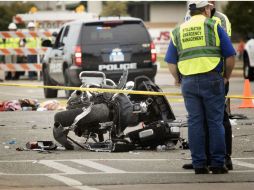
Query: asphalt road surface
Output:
[[0, 70, 254, 190]]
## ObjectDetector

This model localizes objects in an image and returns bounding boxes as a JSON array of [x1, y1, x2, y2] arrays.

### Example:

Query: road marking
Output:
[[48, 174, 100, 190], [0, 158, 185, 163], [0, 157, 254, 163], [1, 158, 254, 177], [233, 160, 254, 169], [1, 157, 254, 163], [72, 159, 126, 173], [39, 160, 86, 174], [1, 170, 254, 176], [75, 186, 101, 190], [233, 157, 254, 160]]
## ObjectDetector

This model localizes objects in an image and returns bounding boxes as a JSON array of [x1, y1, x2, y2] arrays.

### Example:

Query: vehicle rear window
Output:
[[81, 22, 150, 45]]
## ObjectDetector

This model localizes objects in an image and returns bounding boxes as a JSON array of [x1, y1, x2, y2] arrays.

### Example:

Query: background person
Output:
[[165, 0, 235, 174], [5, 22, 19, 80], [26, 22, 38, 80], [0, 37, 5, 63], [236, 39, 245, 61]]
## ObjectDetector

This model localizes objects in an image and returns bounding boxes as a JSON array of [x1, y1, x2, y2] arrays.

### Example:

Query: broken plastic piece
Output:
[[8, 140, 16, 145], [26, 141, 57, 150]]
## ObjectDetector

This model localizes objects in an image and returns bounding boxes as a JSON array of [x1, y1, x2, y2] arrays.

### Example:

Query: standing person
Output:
[[0, 38, 5, 63], [5, 23, 19, 80], [165, 1, 235, 174], [26, 22, 38, 80], [236, 39, 245, 61], [182, 2, 234, 171]]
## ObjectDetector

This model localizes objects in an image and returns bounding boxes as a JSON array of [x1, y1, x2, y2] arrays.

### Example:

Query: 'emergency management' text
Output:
[[182, 26, 203, 42]]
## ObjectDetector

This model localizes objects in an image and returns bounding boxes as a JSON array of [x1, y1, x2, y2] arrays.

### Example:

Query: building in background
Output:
[[0, 1, 228, 25], [3, 1, 228, 54], [14, 11, 97, 30]]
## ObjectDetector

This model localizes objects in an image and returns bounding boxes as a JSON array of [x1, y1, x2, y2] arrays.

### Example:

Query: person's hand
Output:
[[175, 80, 181, 87], [224, 78, 229, 85]]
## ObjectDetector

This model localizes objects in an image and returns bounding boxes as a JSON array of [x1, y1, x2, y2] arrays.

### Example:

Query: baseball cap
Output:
[[188, 1, 213, 10]]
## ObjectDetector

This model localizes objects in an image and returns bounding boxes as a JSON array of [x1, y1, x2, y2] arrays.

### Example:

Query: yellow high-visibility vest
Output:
[[4, 38, 19, 48], [171, 15, 222, 75], [26, 37, 38, 48], [213, 11, 231, 37]]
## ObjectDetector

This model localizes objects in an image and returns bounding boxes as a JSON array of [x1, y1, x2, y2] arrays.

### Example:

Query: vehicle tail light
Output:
[[150, 42, 157, 63], [74, 46, 82, 66]]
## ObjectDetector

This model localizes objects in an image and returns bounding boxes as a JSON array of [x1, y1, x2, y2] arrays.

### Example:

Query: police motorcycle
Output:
[[53, 70, 183, 152]]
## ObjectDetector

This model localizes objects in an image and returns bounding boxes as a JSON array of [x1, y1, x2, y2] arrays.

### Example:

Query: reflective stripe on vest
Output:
[[213, 11, 231, 37], [171, 15, 221, 75], [5, 38, 20, 48]]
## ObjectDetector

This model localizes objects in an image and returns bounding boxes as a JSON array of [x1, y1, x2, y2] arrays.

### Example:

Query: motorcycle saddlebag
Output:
[[127, 120, 180, 148]]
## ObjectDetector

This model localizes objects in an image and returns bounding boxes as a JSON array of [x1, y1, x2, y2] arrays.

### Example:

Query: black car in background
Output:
[[42, 17, 157, 98]]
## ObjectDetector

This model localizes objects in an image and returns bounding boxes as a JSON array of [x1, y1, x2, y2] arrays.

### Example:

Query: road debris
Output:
[[26, 141, 57, 150], [0, 99, 65, 112], [7, 140, 16, 144]]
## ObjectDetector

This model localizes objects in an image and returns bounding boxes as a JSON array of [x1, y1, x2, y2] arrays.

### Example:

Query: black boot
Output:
[[182, 163, 193, 169], [210, 166, 228, 174], [225, 155, 233, 170], [194, 167, 209, 174]]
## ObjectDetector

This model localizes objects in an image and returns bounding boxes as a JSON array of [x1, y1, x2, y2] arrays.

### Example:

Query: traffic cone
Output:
[[239, 79, 254, 108]]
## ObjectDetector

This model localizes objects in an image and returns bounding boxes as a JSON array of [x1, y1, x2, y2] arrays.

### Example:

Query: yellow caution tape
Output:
[[0, 82, 253, 99], [167, 98, 184, 102], [0, 82, 181, 97], [225, 95, 254, 99]]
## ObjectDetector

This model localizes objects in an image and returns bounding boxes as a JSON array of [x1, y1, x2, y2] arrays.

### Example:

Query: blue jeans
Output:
[[181, 72, 226, 168], [27, 55, 37, 78]]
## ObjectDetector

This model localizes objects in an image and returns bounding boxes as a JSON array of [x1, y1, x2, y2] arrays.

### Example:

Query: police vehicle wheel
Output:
[[43, 68, 58, 98], [64, 69, 74, 98], [243, 55, 254, 81]]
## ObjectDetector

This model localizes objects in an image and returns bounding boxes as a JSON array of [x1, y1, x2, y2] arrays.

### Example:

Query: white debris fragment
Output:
[[229, 119, 237, 126]]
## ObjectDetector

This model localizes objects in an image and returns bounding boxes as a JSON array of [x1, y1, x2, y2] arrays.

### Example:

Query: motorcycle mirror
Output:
[[125, 81, 135, 90]]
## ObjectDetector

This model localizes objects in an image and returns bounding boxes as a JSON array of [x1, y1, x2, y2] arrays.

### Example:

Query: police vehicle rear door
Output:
[[48, 26, 69, 84], [80, 20, 152, 72]]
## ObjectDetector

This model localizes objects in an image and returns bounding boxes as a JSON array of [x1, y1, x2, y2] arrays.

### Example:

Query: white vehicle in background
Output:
[[244, 38, 254, 81]]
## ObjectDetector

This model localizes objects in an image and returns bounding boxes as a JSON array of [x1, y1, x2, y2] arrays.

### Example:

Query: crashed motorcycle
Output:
[[53, 70, 183, 152]]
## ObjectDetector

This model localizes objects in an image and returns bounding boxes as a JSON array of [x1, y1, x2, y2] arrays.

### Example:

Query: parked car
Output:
[[243, 38, 254, 81], [42, 16, 157, 98]]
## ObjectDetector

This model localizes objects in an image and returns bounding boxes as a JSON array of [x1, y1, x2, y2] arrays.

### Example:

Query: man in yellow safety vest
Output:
[[5, 23, 20, 80], [182, 1, 234, 171], [165, 0, 235, 174]]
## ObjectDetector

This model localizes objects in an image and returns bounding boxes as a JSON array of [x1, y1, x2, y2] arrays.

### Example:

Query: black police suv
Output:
[[42, 17, 157, 98]]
